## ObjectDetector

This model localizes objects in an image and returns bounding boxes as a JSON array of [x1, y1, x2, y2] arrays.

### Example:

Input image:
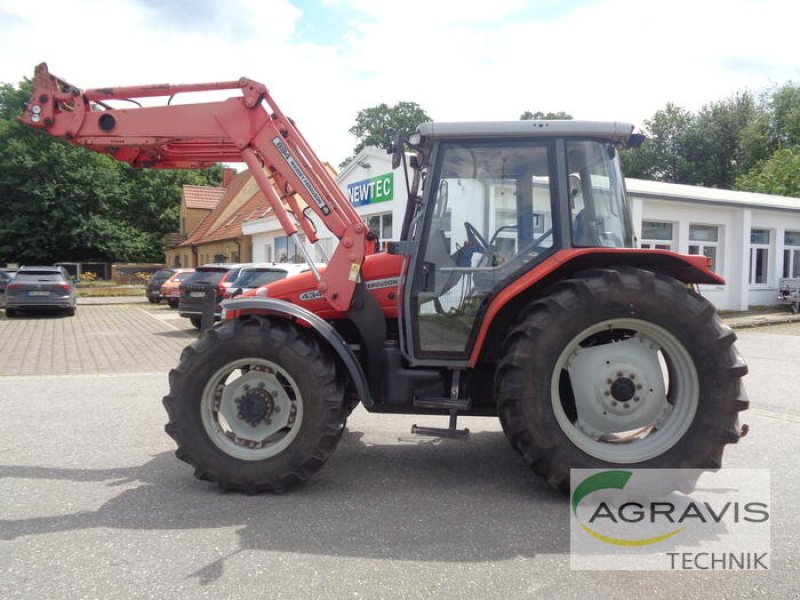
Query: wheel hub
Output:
[[236, 388, 275, 426], [565, 334, 670, 438], [610, 377, 636, 403]]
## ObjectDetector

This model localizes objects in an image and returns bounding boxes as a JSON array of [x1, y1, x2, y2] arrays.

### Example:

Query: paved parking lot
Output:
[[1, 303, 798, 599], [0, 303, 197, 376]]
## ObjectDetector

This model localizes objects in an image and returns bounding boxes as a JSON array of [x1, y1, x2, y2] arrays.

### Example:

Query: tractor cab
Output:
[[400, 121, 638, 360]]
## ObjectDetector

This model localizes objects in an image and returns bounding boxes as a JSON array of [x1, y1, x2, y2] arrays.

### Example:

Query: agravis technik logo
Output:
[[569, 469, 771, 571]]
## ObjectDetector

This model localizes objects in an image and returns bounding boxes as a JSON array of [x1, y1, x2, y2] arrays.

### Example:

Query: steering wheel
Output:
[[599, 231, 624, 248], [464, 222, 489, 254]]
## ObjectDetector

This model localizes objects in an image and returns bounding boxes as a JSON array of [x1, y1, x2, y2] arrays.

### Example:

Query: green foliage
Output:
[[520, 110, 573, 120], [622, 84, 800, 195], [343, 101, 431, 168], [621, 103, 698, 183], [0, 80, 222, 265], [736, 147, 800, 197]]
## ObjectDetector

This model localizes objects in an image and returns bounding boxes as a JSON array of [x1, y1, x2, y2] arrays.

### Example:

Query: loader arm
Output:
[[20, 63, 371, 312]]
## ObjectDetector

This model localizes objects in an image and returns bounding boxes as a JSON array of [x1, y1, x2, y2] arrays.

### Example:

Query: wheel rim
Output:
[[201, 358, 304, 461], [551, 319, 698, 463]]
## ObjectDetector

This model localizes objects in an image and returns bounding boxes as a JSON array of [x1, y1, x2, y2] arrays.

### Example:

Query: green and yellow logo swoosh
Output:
[[572, 470, 684, 546]]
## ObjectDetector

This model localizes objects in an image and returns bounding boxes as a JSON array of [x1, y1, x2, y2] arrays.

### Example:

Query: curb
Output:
[[725, 313, 800, 330]]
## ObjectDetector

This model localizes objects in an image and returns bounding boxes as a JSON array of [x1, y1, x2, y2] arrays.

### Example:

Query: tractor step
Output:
[[411, 413, 470, 440], [411, 397, 470, 440], [411, 371, 470, 439], [413, 396, 471, 411]]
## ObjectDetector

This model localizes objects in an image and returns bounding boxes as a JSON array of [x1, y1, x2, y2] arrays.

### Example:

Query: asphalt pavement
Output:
[[0, 302, 798, 599]]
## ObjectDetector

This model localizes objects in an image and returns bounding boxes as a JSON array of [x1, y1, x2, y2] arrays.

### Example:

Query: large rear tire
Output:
[[496, 267, 748, 490], [163, 316, 346, 493]]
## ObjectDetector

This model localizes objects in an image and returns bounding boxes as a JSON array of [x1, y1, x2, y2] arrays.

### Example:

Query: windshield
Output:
[[185, 270, 226, 286], [232, 270, 289, 288], [567, 141, 633, 248], [152, 269, 174, 281], [16, 272, 65, 282]]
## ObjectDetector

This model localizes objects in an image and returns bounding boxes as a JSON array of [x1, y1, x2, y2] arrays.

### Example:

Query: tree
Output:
[[520, 110, 573, 120], [766, 82, 800, 149], [685, 92, 767, 188], [0, 80, 221, 265], [343, 101, 431, 167], [736, 147, 800, 197], [621, 103, 699, 183]]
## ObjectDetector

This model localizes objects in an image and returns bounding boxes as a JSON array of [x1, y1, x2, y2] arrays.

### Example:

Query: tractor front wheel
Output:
[[163, 316, 346, 493], [496, 267, 748, 490]]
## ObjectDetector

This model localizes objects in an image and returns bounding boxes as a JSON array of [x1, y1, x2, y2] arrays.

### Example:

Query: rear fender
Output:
[[221, 296, 372, 408], [469, 248, 724, 367]]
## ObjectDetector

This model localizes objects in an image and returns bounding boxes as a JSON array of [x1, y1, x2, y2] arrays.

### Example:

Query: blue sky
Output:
[[1, 0, 798, 165]]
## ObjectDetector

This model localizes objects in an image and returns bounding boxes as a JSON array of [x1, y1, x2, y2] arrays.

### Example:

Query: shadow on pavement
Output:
[[0, 428, 567, 581]]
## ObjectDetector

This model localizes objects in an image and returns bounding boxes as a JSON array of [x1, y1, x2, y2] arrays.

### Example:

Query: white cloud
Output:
[[2, 0, 798, 166]]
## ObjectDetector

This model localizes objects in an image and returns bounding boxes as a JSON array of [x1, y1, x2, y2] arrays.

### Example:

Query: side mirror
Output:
[[390, 132, 403, 170]]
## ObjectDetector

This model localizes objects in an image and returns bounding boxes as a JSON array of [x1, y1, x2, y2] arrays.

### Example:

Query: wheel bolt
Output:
[[604, 391, 610, 396], [636, 384, 642, 390], [629, 374, 636, 380], [634, 396, 640, 402], [624, 403, 630, 409], [259, 382, 265, 388], [611, 401, 618, 407], [274, 406, 281, 413]]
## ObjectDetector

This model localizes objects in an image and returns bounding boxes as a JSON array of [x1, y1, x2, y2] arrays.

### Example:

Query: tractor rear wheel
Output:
[[496, 267, 748, 490], [163, 316, 346, 493]]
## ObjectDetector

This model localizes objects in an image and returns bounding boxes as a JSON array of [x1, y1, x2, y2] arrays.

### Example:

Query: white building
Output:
[[244, 147, 800, 311]]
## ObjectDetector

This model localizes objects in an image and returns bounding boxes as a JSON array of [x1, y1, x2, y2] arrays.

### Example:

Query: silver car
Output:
[[4, 265, 77, 317]]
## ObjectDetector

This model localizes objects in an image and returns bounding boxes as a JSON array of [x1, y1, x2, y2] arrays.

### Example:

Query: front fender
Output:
[[221, 296, 372, 408]]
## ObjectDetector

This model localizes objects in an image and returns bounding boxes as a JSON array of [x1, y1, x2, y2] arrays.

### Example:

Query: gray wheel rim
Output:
[[551, 318, 699, 463], [201, 358, 304, 461]]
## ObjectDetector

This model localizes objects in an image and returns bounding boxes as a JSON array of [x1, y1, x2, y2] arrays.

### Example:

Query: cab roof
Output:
[[416, 120, 636, 145]]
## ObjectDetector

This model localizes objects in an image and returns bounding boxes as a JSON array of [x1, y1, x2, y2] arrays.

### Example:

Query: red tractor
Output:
[[22, 64, 748, 493]]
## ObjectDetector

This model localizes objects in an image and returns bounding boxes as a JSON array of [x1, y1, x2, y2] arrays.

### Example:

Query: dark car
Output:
[[146, 268, 180, 304], [5, 265, 77, 317], [178, 264, 251, 328], [0, 270, 14, 308]]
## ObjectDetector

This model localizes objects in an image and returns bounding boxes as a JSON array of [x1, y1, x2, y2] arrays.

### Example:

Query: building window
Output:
[[749, 229, 771, 285], [275, 236, 302, 263], [783, 231, 800, 278], [213, 253, 225, 263], [688, 224, 720, 273], [641, 221, 675, 250], [366, 212, 393, 241]]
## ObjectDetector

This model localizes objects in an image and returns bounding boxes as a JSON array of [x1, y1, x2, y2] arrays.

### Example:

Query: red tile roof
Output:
[[181, 169, 272, 247], [182, 185, 225, 210]]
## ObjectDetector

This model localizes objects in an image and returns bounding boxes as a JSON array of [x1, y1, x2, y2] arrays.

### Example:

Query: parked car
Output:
[[178, 264, 252, 328], [160, 269, 195, 308], [223, 263, 311, 299], [4, 265, 77, 317], [146, 268, 181, 304], [0, 270, 14, 308]]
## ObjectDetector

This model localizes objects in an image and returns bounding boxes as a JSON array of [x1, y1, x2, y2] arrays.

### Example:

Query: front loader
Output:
[[21, 64, 748, 493]]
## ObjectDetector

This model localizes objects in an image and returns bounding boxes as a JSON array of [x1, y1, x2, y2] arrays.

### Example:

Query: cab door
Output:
[[402, 139, 559, 363]]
